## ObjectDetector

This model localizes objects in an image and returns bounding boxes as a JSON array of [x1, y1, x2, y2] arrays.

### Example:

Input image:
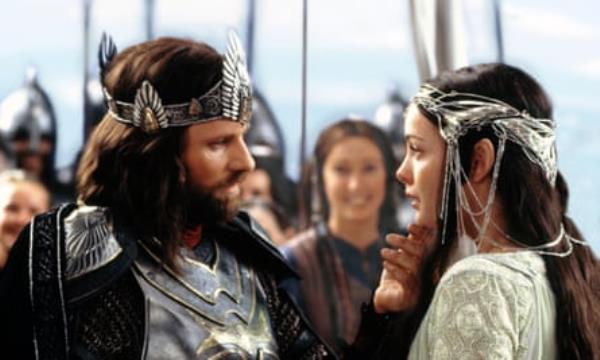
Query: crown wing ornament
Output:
[[99, 31, 252, 133], [222, 30, 253, 124], [98, 33, 117, 83], [133, 81, 169, 133]]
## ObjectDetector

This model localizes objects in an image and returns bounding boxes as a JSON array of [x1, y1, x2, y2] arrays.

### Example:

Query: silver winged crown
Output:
[[101, 30, 252, 133]]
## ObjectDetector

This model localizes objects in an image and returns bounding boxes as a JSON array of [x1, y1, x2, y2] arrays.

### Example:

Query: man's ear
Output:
[[469, 138, 495, 183]]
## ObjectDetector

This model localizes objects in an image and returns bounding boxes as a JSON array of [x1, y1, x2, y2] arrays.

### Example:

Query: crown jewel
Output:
[[100, 31, 252, 133]]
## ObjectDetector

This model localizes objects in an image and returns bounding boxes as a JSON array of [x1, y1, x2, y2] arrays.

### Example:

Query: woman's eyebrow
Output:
[[405, 134, 425, 142]]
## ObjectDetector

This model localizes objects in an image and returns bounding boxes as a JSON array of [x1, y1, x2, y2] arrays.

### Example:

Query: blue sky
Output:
[[1, 0, 599, 251]]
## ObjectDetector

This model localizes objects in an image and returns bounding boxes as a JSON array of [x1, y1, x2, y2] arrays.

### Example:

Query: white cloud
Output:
[[309, 82, 384, 106], [155, 0, 245, 29], [51, 77, 82, 109], [558, 93, 600, 113], [504, 2, 598, 41], [258, 0, 410, 52], [578, 59, 600, 79], [264, 80, 384, 106]]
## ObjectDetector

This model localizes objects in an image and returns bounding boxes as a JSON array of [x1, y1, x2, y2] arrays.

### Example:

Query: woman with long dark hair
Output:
[[356, 63, 600, 359], [281, 118, 400, 353]]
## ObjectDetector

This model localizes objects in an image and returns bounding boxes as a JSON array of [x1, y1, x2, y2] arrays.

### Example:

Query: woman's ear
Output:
[[469, 138, 495, 183]]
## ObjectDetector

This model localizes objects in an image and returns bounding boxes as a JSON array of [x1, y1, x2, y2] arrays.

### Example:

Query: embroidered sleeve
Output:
[[424, 263, 534, 359]]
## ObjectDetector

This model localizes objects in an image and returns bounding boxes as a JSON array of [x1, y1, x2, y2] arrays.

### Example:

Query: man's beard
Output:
[[184, 173, 244, 228]]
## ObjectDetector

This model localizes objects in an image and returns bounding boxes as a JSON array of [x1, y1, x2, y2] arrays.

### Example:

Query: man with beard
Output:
[[0, 33, 335, 359]]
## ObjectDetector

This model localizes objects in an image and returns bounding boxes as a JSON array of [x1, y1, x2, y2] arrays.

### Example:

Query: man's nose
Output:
[[231, 138, 255, 173]]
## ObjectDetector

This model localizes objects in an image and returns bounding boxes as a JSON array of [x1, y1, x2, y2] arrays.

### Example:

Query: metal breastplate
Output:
[[132, 236, 279, 359]]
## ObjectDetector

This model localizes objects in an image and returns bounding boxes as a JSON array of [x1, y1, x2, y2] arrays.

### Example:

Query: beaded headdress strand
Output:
[[411, 84, 585, 257]]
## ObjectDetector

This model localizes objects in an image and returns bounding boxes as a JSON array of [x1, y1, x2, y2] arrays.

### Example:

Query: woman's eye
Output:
[[334, 166, 350, 174], [4, 204, 19, 213], [408, 143, 421, 153], [363, 164, 378, 173]]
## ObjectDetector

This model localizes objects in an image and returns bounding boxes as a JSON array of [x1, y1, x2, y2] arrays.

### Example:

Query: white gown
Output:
[[408, 251, 556, 360]]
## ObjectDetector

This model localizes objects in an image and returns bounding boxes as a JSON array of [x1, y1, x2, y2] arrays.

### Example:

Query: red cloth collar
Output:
[[183, 226, 202, 249]]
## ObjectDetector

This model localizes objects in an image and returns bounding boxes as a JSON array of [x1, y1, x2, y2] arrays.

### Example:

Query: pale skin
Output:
[[0, 181, 50, 269], [322, 137, 387, 251], [374, 104, 513, 313]]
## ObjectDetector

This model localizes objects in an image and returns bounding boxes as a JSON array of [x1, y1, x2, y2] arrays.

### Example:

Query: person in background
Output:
[[240, 157, 296, 245], [0, 69, 75, 204], [281, 118, 399, 353], [0, 169, 50, 270], [0, 134, 13, 173]]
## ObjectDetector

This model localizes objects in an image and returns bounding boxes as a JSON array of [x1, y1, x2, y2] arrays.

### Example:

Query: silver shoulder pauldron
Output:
[[63, 206, 123, 280]]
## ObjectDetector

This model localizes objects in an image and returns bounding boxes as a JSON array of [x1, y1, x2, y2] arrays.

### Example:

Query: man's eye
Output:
[[209, 138, 228, 147]]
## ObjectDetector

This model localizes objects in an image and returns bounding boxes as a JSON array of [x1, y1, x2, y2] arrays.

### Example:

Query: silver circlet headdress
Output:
[[99, 31, 252, 134], [409, 84, 577, 257]]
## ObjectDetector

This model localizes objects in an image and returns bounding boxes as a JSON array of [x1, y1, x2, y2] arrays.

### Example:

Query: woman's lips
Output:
[[406, 192, 419, 210], [411, 200, 419, 210]]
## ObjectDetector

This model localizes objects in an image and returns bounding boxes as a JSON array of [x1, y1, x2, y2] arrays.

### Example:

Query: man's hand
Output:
[[373, 224, 435, 313]]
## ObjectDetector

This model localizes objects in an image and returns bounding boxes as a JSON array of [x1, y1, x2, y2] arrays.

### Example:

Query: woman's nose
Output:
[[396, 158, 411, 185]]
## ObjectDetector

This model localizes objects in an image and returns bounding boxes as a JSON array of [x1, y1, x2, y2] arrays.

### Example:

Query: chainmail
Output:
[[259, 272, 332, 359], [68, 271, 145, 359]]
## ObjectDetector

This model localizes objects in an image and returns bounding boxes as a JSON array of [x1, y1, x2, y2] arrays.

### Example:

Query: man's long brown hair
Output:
[[77, 37, 223, 268]]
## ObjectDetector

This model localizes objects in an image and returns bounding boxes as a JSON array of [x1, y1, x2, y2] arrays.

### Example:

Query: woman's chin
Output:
[[413, 213, 437, 229]]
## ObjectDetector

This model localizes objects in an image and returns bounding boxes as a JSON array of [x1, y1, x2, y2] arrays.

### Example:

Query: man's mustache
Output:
[[214, 171, 247, 190]]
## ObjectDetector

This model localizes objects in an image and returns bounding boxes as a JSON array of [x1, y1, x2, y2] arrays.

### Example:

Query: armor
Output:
[[133, 236, 280, 359], [245, 90, 285, 161], [373, 90, 413, 231], [0, 133, 13, 171], [3, 204, 335, 359], [0, 69, 56, 170], [243, 90, 297, 221], [373, 88, 407, 161]]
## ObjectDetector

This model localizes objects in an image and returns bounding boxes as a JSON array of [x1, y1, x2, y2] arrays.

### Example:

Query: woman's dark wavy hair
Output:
[[305, 118, 399, 233], [77, 37, 223, 268], [388, 63, 600, 359]]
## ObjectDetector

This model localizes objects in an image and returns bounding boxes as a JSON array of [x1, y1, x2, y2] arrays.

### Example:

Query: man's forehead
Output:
[[187, 119, 248, 139]]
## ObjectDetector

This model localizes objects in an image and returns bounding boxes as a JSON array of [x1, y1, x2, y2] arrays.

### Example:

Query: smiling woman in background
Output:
[[0, 170, 50, 270], [280, 118, 400, 353]]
